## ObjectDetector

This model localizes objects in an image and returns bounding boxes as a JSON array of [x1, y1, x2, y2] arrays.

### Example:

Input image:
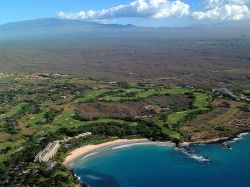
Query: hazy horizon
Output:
[[1, 0, 250, 27]]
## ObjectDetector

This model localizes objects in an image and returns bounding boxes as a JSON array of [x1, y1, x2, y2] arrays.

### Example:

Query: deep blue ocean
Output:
[[70, 134, 250, 187]]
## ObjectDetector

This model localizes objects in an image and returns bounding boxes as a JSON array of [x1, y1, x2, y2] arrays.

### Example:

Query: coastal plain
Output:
[[0, 72, 250, 186]]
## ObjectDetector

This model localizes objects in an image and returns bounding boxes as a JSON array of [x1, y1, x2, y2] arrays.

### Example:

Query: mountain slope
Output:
[[0, 18, 249, 40]]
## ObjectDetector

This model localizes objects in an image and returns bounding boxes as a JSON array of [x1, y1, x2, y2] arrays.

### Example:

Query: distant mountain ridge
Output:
[[0, 18, 249, 40], [0, 18, 136, 30]]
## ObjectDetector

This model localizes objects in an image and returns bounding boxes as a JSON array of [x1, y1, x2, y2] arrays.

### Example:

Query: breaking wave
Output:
[[85, 174, 102, 180], [228, 133, 249, 144], [175, 147, 209, 163], [81, 152, 98, 160], [112, 142, 154, 150]]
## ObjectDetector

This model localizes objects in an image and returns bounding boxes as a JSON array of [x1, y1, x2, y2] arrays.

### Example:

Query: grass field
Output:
[[0, 139, 25, 162], [75, 89, 109, 103], [28, 102, 49, 126], [167, 110, 196, 125], [1, 102, 28, 119], [51, 109, 80, 128], [135, 87, 189, 98], [242, 90, 250, 95], [28, 113, 46, 126], [99, 87, 192, 102], [167, 92, 212, 126], [40, 108, 137, 133], [153, 118, 182, 140], [192, 93, 212, 109]]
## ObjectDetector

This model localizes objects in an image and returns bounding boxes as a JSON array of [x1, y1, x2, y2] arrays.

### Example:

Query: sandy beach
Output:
[[64, 138, 150, 165]]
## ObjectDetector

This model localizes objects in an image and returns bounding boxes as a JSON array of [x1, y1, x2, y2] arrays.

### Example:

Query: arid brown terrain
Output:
[[0, 38, 250, 89]]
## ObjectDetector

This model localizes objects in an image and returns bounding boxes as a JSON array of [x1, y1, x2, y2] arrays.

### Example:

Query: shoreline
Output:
[[180, 131, 250, 147], [64, 132, 250, 165], [64, 132, 250, 186], [176, 132, 250, 164], [64, 138, 153, 165]]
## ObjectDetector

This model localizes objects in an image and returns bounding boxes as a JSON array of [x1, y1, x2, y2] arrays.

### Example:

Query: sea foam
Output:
[[112, 142, 154, 149], [85, 174, 102, 180], [80, 152, 98, 160], [175, 147, 209, 163], [228, 132, 249, 144]]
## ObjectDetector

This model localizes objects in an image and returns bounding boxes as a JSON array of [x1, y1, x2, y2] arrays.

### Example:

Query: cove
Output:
[[69, 134, 250, 187]]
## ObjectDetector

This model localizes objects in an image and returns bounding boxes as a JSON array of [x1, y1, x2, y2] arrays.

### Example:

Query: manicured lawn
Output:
[[136, 87, 190, 99], [135, 89, 157, 98], [39, 109, 81, 133], [242, 90, 250, 95], [75, 89, 109, 103], [153, 118, 182, 140], [158, 87, 190, 95], [193, 93, 212, 108], [94, 87, 192, 102], [0, 139, 25, 162], [167, 92, 212, 126], [29, 113, 46, 126], [28, 103, 48, 126], [167, 93, 212, 125], [85, 118, 133, 125], [52, 109, 79, 126], [100, 96, 135, 102], [167, 110, 195, 125], [41, 108, 139, 133], [1, 102, 28, 119]]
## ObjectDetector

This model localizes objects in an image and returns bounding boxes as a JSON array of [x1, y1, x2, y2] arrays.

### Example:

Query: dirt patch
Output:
[[180, 99, 249, 141], [77, 102, 145, 120], [184, 107, 229, 127], [146, 95, 192, 111], [77, 95, 193, 120]]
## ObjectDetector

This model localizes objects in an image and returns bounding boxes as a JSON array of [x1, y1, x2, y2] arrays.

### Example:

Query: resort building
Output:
[[34, 141, 60, 163], [61, 132, 92, 143], [34, 132, 92, 163], [213, 88, 250, 103], [213, 88, 240, 101]]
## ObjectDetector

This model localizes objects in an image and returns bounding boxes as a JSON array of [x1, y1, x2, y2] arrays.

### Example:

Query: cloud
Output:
[[57, 0, 190, 21], [192, 0, 250, 20]]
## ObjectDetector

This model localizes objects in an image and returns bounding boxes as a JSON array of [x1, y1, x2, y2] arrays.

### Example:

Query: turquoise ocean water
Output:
[[69, 134, 250, 187]]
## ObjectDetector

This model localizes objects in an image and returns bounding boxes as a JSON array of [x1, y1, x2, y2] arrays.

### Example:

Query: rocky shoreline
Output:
[[72, 132, 250, 186], [180, 131, 249, 146], [176, 131, 249, 163]]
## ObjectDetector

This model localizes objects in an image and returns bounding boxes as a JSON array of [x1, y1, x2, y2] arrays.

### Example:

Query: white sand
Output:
[[63, 139, 149, 165]]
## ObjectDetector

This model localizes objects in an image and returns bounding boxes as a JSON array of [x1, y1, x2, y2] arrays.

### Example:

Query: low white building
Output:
[[34, 132, 92, 163], [34, 141, 60, 163]]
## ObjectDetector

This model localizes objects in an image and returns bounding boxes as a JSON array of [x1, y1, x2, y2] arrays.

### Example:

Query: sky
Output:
[[1, 0, 250, 26]]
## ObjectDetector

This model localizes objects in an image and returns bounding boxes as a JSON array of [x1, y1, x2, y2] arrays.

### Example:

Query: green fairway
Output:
[[0, 139, 25, 162], [193, 93, 212, 109], [29, 113, 46, 126], [167, 110, 195, 125], [153, 118, 183, 140], [167, 92, 212, 126], [135, 87, 190, 99], [100, 96, 135, 102], [1, 102, 28, 119], [75, 89, 109, 103], [28, 103, 49, 126], [89, 87, 193, 102], [242, 90, 250, 95], [52, 109, 79, 126], [42, 108, 137, 133]]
